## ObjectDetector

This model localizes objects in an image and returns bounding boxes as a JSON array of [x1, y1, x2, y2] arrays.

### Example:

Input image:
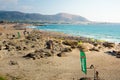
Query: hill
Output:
[[0, 11, 89, 23]]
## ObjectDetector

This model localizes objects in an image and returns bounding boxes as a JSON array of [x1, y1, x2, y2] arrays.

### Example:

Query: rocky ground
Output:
[[0, 23, 120, 80]]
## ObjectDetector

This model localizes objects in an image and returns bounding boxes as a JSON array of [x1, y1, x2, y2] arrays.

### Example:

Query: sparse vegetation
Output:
[[0, 76, 6, 80]]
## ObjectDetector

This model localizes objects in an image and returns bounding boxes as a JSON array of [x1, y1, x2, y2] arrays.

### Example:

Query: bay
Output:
[[28, 24, 120, 43]]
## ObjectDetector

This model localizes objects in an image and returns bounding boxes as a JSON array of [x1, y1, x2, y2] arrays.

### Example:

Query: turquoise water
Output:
[[29, 24, 120, 43]]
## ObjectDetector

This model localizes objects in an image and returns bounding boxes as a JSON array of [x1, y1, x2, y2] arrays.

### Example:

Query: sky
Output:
[[0, 0, 120, 22]]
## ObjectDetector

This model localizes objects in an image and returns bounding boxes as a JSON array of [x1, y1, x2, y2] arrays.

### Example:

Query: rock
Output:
[[106, 50, 116, 56], [9, 60, 18, 65], [31, 38, 37, 41], [2, 41, 7, 44], [23, 47, 28, 50], [61, 47, 72, 52], [6, 34, 16, 39], [57, 52, 67, 57], [4, 45, 10, 50], [7, 42, 15, 46], [0, 32, 2, 36], [79, 77, 91, 80], [16, 46, 22, 51], [23, 53, 36, 60], [116, 53, 120, 58], [78, 43, 94, 52], [0, 45, 1, 50], [89, 47, 99, 52], [25, 30, 41, 41], [25, 40, 29, 44], [31, 45, 35, 48], [115, 51, 120, 58], [108, 50, 120, 58], [23, 49, 53, 60], [93, 42, 99, 46], [103, 42, 115, 48], [23, 29, 29, 36], [12, 35, 16, 38], [46, 40, 53, 49], [62, 40, 78, 48], [25, 36, 31, 40]]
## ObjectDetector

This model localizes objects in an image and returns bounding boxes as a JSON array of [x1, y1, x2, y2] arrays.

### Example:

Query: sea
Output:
[[28, 23, 120, 43]]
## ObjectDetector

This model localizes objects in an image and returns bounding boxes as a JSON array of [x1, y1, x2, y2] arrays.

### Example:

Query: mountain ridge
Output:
[[0, 11, 89, 22]]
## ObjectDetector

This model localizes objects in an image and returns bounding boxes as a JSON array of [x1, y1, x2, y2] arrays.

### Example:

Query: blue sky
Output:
[[0, 0, 120, 22]]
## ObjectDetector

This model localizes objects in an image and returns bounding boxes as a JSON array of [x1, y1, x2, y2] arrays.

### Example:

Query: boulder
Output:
[[35, 49, 52, 57], [107, 50, 120, 58], [61, 47, 72, 52], [23, 49, 52, 60], [103, 42, 115, 48], [89, 47, 99, 52], [78, 43, 94, 52], [93, 42, 99, 46], [25, 30, 41, 41], [62, 40, 78, 48], [46, 40, 53, 49], [115, 51, 120, 58], [23, 53, 36, 60]]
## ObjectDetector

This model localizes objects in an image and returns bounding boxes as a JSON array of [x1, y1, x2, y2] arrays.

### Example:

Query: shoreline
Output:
[[0, 23, 120, 80], [28, 24, 120, 44], [28, 27, 119, 45]]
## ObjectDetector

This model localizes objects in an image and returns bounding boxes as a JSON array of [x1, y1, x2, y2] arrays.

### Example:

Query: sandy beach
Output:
[[0, 23, 120, 80]]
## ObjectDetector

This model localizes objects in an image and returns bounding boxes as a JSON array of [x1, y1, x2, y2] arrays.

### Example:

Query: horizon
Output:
[[0, 0, 120, 23]]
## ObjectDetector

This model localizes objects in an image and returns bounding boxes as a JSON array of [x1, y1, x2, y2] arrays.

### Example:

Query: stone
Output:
[[79, 77, 91, 80], [31, 45, 35, 48], [4, 45, 9, 50], [107, 50, 120, 58], [2, 41, 7, 44], [78, 43, 94, 52], [57, 52, 67, 57], [16, 46, 22, 51], [103, 42, 115, 48], [9, 60, 18, 65], [0, 32, 2, 36], [23, 47, 28, 50], [23, 49, 53, 60], [93, 42, 99, 46], [89, 47, 99, 52], [46, 40, 53, 49], [115, 51, 120, 58], [23, 53, 36, 59], [61, 47, 72, 52], [0, 45, 1, 50], [62, 40, 78, 48]]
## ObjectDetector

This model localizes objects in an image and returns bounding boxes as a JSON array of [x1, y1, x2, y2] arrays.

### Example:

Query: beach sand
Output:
[[0, 23, 120, 80]]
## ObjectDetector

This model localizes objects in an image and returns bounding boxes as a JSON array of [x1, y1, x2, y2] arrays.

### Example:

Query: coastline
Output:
[[0, 23, 120, 80], [29, 24, 120, 43]]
